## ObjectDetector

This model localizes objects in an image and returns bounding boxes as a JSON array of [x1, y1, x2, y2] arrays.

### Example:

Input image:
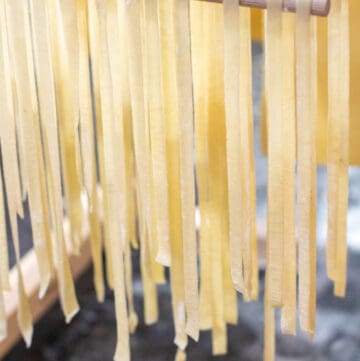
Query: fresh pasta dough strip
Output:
[[266, 0, 284, 308], [96, 2, 130, 359], [174, 0, 199, 342], [246, 9, 258, 302], [46, 0, 80, 321], [88, 183, 105, 302], [223, 2, 257, 301], [0, 171, 8, 340], [280, 13, 297, 335], [223, 0, 245, 294], [125, 0, 151, 267], [0, 15, 23, 223], [190, 0, 212, 332], [77, 0, 95, 202], [327, 0, 349, 298], [239, 6, 257, 300], [76, 0, 105, 298], [5, 0, 53, 299], [206, 4, 228, 354], [49, 0, 83, 256], [125, 0, 159, 325], [143, 0, 171, 267], [117, 0, 138, 251], [160, 0, 188, 352], [60, 1, 83, 188], [87, 0, 114, 289], [296, 0, 317, 336]]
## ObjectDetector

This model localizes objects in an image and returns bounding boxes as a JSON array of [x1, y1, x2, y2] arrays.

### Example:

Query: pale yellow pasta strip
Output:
[[190, 0, 212, 332], [327, 0, 349, 298], [60, 0, 83, 187], [88, 183, 105, 302], [206, 4, 228, 354], [174, 0, 199, 341], [46, 0, 80, 321], [116, 0, 138, 251], [280, 13, 297, 335], [0, 11, 23, 223], [96, 2, 130, 359], [6, 0, 52, 298], [296, 0, 317, 336], [143, 0, 171, 267], [87, 0, 114, 289], [160, 0, 188, 352], [48, 0, 83, 256], [223, 0, 245, 294], [125, 0, 151, 264], [0, 172, 8, 340], [0, 7, 17, 290], [77, 0, 95, 202], [239, 6, 256, 300], [266, 0, 284, 308], [125, 0, 160, 324], [76, 0, 105, 297], [246, 9, 258, 302]]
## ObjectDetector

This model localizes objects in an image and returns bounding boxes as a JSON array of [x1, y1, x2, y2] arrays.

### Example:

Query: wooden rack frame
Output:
[[198, 0, 331, 17]]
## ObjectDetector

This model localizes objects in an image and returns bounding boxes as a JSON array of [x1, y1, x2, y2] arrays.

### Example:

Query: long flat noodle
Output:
[[223, 1, 258, 302], [280, 13, 297, 335], [174, 0, 199, 342], [0, 172, 8, 340], [246, 9, 258, 302], [139, 0, 165, 284], [5, 0, 53, 298], [48, 0, 83, 256], [143, 0, 171, 267], [223, 0, 245, 294], [0, 8, 17, 290], [125, 0, 159, 323], [77, 1, 104, 299], [46, 0, 80, 321], [116, 0, 138, 251], [205, 5, 228, 354], [0, 11, 23, 224], [125, 0, 151, 267], [28, 0, 56, 291], [296, 0, 317, 336], [239, 6, 256, 300], [190, 0, 212, 332], [149, 170, 166, 284], [266, 0, 284, 308], [60, 1, 83, 186], [96, 2, 130, 359], [77, 0, 95, 201], [159, 0, 188, 351], [327, 0, 349, 298], [28, 0, 69, 294], [309, 16, 318, 336], [88, 183, 105, 302], [87, 0, 113, 289]]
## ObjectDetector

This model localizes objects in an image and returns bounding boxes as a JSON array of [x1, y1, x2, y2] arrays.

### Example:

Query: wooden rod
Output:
[[197, 0, 330, 17]]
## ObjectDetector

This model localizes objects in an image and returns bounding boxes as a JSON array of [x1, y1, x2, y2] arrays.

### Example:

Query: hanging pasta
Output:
[[0, 1, 354, 361]]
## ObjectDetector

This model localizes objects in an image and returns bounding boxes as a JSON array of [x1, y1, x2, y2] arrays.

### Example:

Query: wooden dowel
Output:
[[197, 0, 330, 17]]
